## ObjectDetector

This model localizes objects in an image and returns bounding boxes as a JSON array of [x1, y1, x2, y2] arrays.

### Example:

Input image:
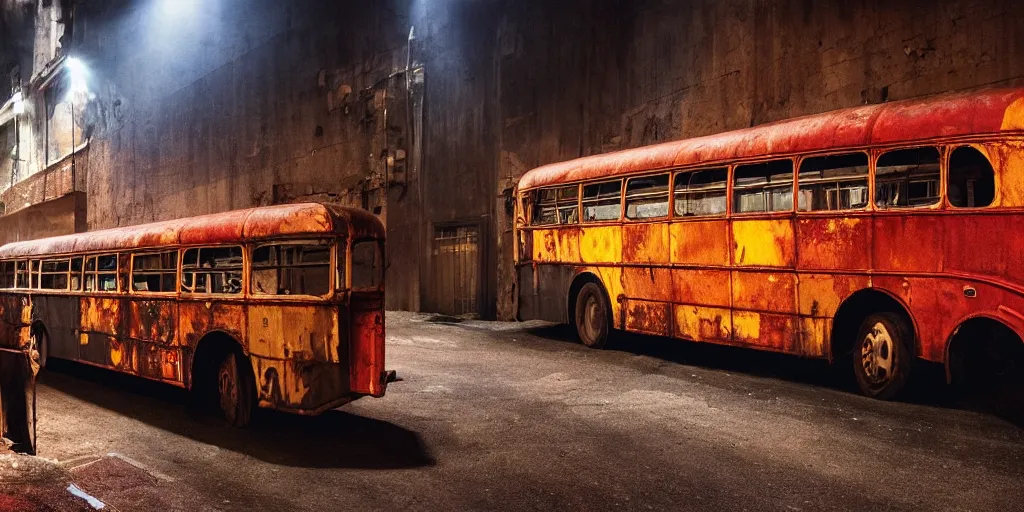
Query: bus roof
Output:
[[0, 203, 384, 259], [518, 87, 1024, 191]]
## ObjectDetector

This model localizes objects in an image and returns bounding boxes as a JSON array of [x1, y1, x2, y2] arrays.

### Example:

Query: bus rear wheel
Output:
[[574, 282, 611, 349], [853, 313, 911, 400], [216, 351, 255, 427]]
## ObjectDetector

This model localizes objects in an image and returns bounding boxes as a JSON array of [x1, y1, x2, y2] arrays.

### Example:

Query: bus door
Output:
[[348, 239, 386, 397], [128, 251, 181, 382], [32, 257, 81, 360], [79, 254, 125, 369]]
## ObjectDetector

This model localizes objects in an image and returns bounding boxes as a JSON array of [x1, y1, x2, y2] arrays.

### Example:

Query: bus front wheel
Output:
[[852, 313, 911, 400], [575, 282, 611, 349], [216, 351, 255, 427]]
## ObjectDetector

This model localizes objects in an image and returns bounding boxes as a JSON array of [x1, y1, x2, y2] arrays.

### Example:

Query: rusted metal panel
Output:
[[673, 305, 732, 343], [670, 269, 731, 308], [518, 88, 1024, 191], [247, 304, 339, 362], [872, 215, 945, 274], [579, 226, 622, 264], [731, 271, 797, 314], [622, 267, 674, 303], [731, 219, 795, 268], [349, 298, 386, 397], [797, 274, 870, 318], [623, 299, 671, 337], [732, 311, 797, 352], [796, 216, 872, 271], [622, 223, 670, 264], [669, 220, 729, 266]]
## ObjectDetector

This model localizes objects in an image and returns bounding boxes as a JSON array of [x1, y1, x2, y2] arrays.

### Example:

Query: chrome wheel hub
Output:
[[861, 322, 895, 385]]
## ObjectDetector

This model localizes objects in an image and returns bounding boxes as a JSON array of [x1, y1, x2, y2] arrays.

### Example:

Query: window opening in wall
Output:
[[252, 242, 332, 296], [797, 153, 869, 211], [733, 160, 795, 213], [625, 174, 670, 219], [948, 146, 995, 208], [582, 180, 622, 222], [182, 247, 243, 294], [875, 147, 941, 209], [674, 168, 727, 217]]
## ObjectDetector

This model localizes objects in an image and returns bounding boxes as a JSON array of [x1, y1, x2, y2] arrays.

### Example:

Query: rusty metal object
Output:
[[0, 203, 388, 418], [515, 88, 1024, 379]]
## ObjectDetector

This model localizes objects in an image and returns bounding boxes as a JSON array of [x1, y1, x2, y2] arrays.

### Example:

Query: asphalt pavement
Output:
[[26, 311, 1024, 511]]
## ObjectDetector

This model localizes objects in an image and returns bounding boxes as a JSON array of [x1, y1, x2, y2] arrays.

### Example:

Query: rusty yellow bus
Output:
[[0, 203, 388, 426], [515, 87, 1024, 399]]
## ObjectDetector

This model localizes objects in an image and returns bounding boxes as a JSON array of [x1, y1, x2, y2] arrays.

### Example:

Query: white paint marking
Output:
[[107, 452, 176, 482], [67, 483, 106, 510]]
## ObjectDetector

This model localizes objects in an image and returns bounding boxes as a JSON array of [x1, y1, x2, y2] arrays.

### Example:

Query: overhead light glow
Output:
[[65, 57, 89, 99], [11, 91, 24, 114]]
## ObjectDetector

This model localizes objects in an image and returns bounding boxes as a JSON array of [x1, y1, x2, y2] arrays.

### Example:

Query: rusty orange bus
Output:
[[515, 87, 1024, 399], [0, 203, 388, 426]]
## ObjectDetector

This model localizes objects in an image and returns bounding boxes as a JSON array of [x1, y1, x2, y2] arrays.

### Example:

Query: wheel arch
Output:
[[944, 313, 1024, 384], [829, 287, 919, 362], [566, 271, 613, 329], [188, 330, 247, 390]]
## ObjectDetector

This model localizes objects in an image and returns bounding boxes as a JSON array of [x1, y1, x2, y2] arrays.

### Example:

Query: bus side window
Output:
[[948, 146, 995, 208], [70, 257, 83, 291], [875, 147, 941, 209], [625, 174, 670, 220], [582, 180, 622, 222], [532, 185, 579, 225], [40, 259, 70, 290], [0, 261, 14, 288], [252, 242, 331, 296], [14, 261, 28, 288], [351, 241, 383, 290], [674, 168, 727, 217], [733, 160, 794, 213], [182, 247, 243, 295], [83, 255, 117, 292], [797, 153, 869, 211], [132, 251, 178, 293], [30, 260, 40, 289]]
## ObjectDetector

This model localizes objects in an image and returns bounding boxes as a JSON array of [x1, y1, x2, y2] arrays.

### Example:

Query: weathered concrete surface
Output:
[[32, 311, 1024, 511]]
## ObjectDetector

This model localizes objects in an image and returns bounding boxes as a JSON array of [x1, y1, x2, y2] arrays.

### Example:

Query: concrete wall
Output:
[[2, 0, 1023, 319]]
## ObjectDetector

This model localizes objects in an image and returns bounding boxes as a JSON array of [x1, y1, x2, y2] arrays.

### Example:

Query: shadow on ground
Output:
[[528, 324, 1024, 427], [39, 361, 435, 470]]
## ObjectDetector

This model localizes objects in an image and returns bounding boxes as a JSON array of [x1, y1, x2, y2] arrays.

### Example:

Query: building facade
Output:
[[2, 0, 1024, 320]]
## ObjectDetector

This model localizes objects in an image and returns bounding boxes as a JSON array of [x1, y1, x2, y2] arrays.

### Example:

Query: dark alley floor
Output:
[[29, 312, 1024, 511]]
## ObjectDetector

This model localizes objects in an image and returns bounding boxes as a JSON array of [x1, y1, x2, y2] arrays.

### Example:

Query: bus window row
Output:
[[529, 145, 995, 225], [0, 240, 383, 296]]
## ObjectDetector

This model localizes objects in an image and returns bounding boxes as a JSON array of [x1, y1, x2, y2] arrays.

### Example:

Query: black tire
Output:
[[30, 326, 48, 370], [216, 351, 255, 427], [852, 312, 912, 400], [574, 282, 611, 349]]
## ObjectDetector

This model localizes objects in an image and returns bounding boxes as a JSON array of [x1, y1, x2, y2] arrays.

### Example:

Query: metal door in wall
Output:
[[432, 225, 481, 316]]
